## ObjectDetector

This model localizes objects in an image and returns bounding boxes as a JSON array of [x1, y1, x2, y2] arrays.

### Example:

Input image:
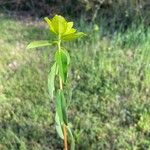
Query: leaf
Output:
[[63, 22, 76, 35], [51, 15, 67, 35], [48, 63, 57, 99], [56, 90, 63, 124], [56, 90, 68, 125], [55, 49, 68, 83], [44, 17, 56, 34], [27, 40, 52, 49], [67, 126, 75, 150], [60, 91, 68, 125], [55, 113, 64, 139], [44, 15, 86, 39], [62, 32, 86, 41], [61, 48, 70, 65]]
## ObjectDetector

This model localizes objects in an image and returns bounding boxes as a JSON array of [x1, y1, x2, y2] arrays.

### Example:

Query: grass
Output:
[[0, 14, 150, 150]]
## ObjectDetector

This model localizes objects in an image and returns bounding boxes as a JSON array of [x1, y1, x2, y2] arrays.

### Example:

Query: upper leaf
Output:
[[48, 63, 57, 99], [63, 22, 76, 36], [52, 15, 67, 34], [62, 32, 86, 41], [27, 40, 52, 49], [44, 15, 86, 41], [45, 15, 67, 35], [55, 49, 69, 83], [44, 17, 56, 34], [62, 48, 70, 65]]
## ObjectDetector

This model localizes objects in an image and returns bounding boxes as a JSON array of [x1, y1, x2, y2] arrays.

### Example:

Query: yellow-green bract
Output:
[[44, 15, 86, 41], [27, 15, 85, 49]]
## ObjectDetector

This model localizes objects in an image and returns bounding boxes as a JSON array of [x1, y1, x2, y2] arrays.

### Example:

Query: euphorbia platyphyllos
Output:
[[27, 15, 85, 150]]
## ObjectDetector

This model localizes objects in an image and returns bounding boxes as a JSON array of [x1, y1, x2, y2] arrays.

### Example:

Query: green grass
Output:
[[0, 15, 150, 150]]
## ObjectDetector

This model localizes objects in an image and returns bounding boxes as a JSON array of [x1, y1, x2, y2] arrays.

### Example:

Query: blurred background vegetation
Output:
[[0, 0, 150, 150]]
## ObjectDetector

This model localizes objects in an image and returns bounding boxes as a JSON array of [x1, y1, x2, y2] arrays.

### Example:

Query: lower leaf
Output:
[[55, 113, 64, 139], [67, 125, 75, 150]]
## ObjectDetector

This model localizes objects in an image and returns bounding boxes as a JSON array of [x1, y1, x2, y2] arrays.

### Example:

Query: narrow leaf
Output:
[[51, 15, 67, 35], [56, 90, 63, 124], [55, 50, 68, 83], [63, 22, 75, 35], [44, 17, 56, 34], [62, 48, 70, 65], [60, 91, 68, 125], [27, 40, 52, 49], [55, 113, 64, 139], [48, 63, 57, 99], [56, 90, 68, 125], [62, 32, 86, 41], [67, 126, 75, 150]]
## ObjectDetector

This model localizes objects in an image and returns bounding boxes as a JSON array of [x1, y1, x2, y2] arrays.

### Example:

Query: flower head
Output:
[[44, 15, 86, 41]]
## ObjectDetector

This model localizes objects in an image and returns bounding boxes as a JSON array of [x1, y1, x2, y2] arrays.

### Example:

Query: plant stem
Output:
[[58, 35, 68, 150], [63, 124, 68, 150]]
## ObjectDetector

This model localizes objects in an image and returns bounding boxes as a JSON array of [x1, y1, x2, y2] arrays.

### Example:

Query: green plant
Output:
[[138, 112, 150, 132], [27, 15, 85, 150]]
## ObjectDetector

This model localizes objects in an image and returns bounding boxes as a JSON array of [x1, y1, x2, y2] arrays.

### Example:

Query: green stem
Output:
[[57, 34, 68, 150], [58, 34, 61, 52], [58, 35, 63, 90]]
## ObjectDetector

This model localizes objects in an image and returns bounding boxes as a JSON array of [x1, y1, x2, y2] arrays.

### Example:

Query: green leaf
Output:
[[56, 90, 68, 125], [46, 15, 68, 35], [44, 15, 86, 39], [56, 91, 63, 124], [48, 63, 57, 99], [55, 49, 68, 83], [61, 48, 70, 65], [63, 22, 76, 35], [62, 32, 86, 41], [27, 40, 52, 49], [44, 17, 56, 34], [51, 15, 67, 35], [67, 126, 75, 150], [60, 91, 68, 124], [55, 113, 64, 139]]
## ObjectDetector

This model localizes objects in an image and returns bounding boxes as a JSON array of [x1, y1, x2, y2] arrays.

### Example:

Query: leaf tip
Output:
[[26, 43, 32, 49]]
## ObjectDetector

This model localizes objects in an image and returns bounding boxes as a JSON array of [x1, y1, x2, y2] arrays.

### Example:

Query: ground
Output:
[[0, 14, 150, 149]]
